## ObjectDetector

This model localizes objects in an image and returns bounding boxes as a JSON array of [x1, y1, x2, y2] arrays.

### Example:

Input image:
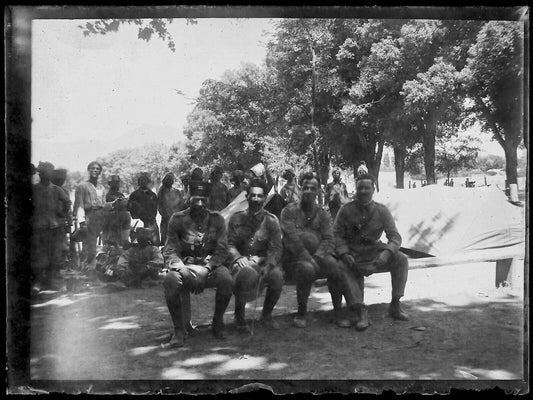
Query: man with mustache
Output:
[[162, 180, 232, 347], [280, 172, 351, 329], [228, 179, 284, 332], [334, 173, 409, 331]]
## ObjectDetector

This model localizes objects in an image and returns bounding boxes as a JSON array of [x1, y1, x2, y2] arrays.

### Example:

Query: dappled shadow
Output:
[[405, 211, 459, 256], [30, 271, 525, 380]]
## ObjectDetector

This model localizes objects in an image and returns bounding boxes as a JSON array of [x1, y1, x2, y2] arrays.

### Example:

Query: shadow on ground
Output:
[[29, 272, 525, 382]]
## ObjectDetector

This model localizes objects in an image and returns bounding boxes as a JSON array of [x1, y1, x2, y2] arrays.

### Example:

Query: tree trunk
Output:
[[504, 140, 519, 186], [393, 145, 406, 189], [422, 123, 437, 185]]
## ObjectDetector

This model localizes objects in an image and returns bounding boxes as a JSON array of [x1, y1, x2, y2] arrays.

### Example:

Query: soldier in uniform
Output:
[[208, 165, 230, 211], [280, 172, 351, 328], [228, 179, 284, 332], [32, 161, 71, 290], [162, 181, 233, 347], [102, 175, 131, 246], [325, 169, 349, 220], [112, 228, 163, 288], [158, 172, 184, 245], [228, 169, 246, 202], [334, 173, 409, 331], [128, 173, 160, 245]]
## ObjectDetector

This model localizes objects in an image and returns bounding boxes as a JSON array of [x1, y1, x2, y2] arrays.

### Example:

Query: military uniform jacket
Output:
[[227, 209, 282, 267], [163, 208, 227, 268], [117, 244, 163, 270], [333, 200, 402, 261], [280, 203, 335, 262]]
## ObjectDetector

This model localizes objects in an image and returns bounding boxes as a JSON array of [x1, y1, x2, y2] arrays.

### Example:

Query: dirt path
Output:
[[29, 260, 525, 392]]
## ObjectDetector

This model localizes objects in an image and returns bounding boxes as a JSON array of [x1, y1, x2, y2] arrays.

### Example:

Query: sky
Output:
[[31, 18, 278, 171], [31, 18, 511, 172]]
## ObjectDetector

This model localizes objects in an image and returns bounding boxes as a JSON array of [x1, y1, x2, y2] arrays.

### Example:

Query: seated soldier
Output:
[[162, 180, 233, 347], [112, 228, 163, 288], [95, 241, 124, 282], [334, 173, 409, 331], [280, 172, 351, 328], [228, 178, 284, 333]]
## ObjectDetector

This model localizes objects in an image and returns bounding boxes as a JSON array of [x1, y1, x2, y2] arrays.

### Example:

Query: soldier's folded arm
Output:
[[163, 215, 185, 266], [316, 209, 335, 257], [381, 205, 402, 254], [226, 215, 245, 265], [205, 213, 228, 271], [280, 207, 313, 261], [332, 205, 351, 258], [265, 214, 283, 267]]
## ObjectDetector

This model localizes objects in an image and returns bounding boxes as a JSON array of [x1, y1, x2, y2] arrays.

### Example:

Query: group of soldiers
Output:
[[31, 159, 410, 348]]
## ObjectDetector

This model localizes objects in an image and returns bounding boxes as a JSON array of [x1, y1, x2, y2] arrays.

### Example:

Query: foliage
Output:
[[79, 18, 197, 52], [96, 142, 192, 193], [461, 21, 524, 184], [475, 153, 505, 172], [435, 126, 481, 179]]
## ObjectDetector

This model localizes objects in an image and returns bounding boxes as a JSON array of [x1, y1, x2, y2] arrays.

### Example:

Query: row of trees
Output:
[[182, 19, 524, 190], [81, 18, 525, 191]]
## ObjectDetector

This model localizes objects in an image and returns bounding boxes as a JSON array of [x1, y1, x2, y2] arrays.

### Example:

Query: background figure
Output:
[[128, 173, 160, 245], [158, 172, 184, 245], [113, 228, 163, 288], [179, 174, 191, 208], [280, 168, 301, 205], [357, 161, 369, 176], [51, 168, 72, 274], [32, 162, 71, 290], [228, 169, 245, 202], [208, 165, 230, 211], [74, 161, 116, 273], [325, 169, 349, 220], [102, 175, 131, 246]]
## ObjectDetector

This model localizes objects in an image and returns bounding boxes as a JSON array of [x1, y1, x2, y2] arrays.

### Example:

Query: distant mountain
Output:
[[32, 124, 185, 171]]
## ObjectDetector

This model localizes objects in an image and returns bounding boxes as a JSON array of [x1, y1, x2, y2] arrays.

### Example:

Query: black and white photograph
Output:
[[6, 5, 528, 395]]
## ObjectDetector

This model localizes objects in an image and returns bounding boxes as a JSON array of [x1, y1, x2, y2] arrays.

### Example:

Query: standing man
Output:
[[158, 173, 184, 245], [228, 179, 284, 332], [51, 168, 72, 275], [334, 173, 409, 331], [280, 168, 301, 205], [74, 161, 117, 272], [102, 175, 131, 246], [163, 181, 233, 347], [325, 169, 349, 220], [32, 162, 71, 290], [280, 172, 350, 328], [228, 169, 246, 202], [208, 165, 230, 211], [128, 173, 160, 245]]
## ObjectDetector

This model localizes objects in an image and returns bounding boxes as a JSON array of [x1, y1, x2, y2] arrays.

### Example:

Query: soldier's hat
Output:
[[231, 169, 244, 183], [189, 180, 210, 198]]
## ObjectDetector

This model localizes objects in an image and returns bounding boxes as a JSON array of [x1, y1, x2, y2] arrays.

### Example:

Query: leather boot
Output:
[[234, 297, 250, 333], [212, 292, 231, 339], [354, 304, 369, 331], [260, 289, 281, 330], [389, 298, 409, 321], [164, 292, 187, 347]]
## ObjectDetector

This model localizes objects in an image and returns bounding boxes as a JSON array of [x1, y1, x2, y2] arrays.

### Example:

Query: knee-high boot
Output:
[[212, 292, 232, 339]]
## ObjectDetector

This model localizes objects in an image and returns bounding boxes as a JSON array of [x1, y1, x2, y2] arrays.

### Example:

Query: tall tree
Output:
[[435, 125, 481, 181], [461, 21, 525, 186]]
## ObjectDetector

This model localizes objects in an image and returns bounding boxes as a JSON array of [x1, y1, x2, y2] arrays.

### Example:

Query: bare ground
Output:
[[28, 259, 526, 393]]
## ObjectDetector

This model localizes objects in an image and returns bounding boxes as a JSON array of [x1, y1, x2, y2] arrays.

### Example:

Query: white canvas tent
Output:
[[221, 185, 525, 259]]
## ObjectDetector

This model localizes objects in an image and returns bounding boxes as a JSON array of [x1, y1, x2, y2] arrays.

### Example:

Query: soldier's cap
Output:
[[37, 161, 55, 173], [189, 180, 210, 198], [191, 167, 204, 181], [108, 175, 121, 184]]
